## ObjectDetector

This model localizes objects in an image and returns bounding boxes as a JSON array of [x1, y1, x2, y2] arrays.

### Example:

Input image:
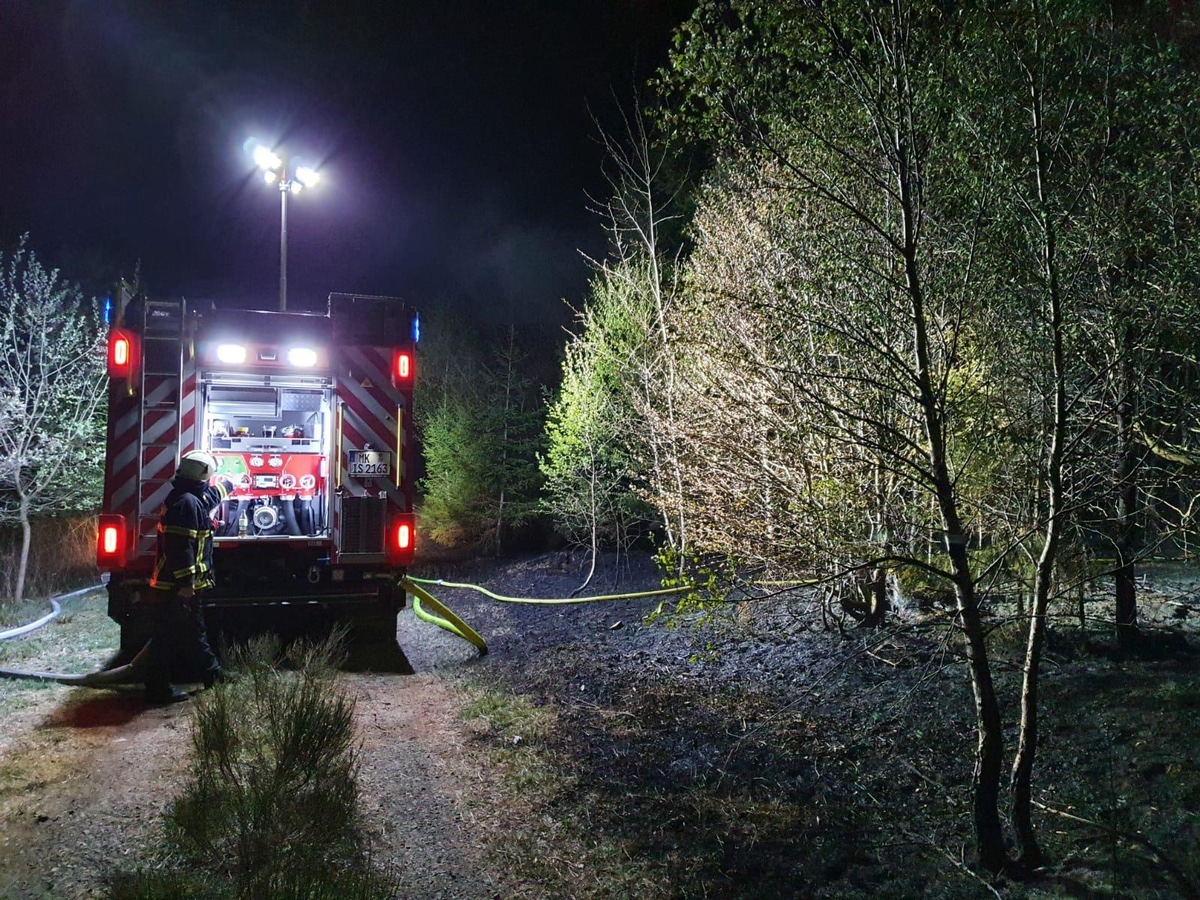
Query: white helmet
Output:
[[177, 450, 218, 482]]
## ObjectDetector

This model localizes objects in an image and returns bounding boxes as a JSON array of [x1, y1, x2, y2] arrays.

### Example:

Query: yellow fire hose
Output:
[[401, 575, 699, 656], [403, 578, 490, 654], [406, 576, 690, 606]]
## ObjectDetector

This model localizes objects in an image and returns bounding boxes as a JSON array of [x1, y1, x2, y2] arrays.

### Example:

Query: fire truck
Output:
[[96, 292, 419, 673]]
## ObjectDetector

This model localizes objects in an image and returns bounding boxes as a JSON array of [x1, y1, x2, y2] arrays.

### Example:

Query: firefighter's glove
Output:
[[178, 585, 197, 600]]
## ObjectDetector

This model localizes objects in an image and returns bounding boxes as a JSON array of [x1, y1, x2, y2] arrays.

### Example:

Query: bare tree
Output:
[[587, 102, 690, 560], [664, 3, 1013, 869]]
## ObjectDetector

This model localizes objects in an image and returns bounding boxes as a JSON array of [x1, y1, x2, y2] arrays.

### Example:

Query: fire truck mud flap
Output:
[[106, 579, 414, 676], [202, 597, 414, 675]]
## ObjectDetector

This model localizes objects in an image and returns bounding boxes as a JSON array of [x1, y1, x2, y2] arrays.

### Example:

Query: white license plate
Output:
[[348, 450, 393, 477]]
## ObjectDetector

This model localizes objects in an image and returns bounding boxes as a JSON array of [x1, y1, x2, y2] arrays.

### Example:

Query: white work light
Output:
[[287, 347, 318, 367], [252, 144, 282, 173], [217, 343, 247, 364], [295, 166, 321, 188]]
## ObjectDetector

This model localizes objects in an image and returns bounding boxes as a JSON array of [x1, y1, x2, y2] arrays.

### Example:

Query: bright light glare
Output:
[[295, 166, 320, 188], [263, 170, 278, 185], [287, 347, 318, 367], [102, 526, 119, 554], [217, 343, 247, 364], [253, 144, 282, 172], [289, 182, 303, 194], [394, 351, 412, 380]]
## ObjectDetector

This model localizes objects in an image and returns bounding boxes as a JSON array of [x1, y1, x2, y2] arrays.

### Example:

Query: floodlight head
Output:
[[253, 144, 282, 172], [295, 166, 321, 188]]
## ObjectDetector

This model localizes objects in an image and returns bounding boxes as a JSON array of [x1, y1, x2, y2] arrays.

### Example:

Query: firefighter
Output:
[[143, 450, 235, 703]]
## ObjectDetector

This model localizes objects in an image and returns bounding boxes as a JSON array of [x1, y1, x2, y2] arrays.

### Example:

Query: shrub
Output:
[[160, 632, 396, 899]]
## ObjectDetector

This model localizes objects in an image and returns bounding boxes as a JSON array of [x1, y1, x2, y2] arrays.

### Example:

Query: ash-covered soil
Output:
[[409, 551, 1200, 898]]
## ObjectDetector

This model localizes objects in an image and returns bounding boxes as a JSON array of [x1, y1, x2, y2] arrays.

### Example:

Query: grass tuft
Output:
[[110, 630, 397, 900]]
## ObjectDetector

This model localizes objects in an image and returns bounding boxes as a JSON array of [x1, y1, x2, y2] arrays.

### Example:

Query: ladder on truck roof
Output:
[[134, 299, 193, 559]]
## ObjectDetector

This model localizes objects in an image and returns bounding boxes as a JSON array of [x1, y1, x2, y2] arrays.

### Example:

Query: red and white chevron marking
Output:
[[336, 346, 409, 509], [102, 389, 141, 519]]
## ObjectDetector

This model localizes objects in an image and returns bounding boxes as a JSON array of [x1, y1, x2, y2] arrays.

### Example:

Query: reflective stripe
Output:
[[337, 346, 406, 505], [162, 525, 204, 540], [159, 525, 201, 540]]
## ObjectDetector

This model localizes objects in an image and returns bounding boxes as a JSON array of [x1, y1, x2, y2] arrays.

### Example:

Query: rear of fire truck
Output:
[[97, 292, 418, 672]]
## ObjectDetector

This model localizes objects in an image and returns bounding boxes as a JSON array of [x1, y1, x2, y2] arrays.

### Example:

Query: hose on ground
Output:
[[400, 575, 699, 655], [0, 584, 148, 686], [0, 641, 151, 686], [406, 576, 690, 606], [0, 584, 103, 641], [402, 578, 488, 655]]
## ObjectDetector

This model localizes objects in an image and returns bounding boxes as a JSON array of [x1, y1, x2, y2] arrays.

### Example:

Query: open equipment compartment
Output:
[[200, 379, 332, 541]]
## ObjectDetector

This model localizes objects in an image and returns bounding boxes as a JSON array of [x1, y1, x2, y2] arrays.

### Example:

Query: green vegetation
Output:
[[417, 315, 546, 554], [535, 0, 1200, 874], [109, 634, 399, 900]]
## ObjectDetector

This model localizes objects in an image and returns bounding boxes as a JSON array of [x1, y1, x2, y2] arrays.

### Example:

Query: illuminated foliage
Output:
[[0, 236, 106, 604]]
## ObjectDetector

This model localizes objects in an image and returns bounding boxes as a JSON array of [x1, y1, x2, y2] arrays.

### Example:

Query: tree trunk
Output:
[[896, 180, 1009, 873], [947, 538, 1010, 873], [860, 566, 890, 627], [899, 143, 1009, 872], [1114, 353, 1139, 650], [16, 494, 32, 604], [1012, 56, 1068, 868], [1011, 573, 1051, 870]]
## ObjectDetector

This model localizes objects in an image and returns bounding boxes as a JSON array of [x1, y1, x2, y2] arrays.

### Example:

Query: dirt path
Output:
[[0, 607, 504, 900], [0, 692, 192, 898], [346, 672, 501, 899]]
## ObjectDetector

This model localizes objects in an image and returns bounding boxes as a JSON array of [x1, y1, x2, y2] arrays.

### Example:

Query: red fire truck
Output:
[[96, 292, 418, 672]]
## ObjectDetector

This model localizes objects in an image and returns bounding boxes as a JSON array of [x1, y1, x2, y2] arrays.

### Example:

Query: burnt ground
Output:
[[1, 550, 1199, 898], [408, 551, 1200, 899]]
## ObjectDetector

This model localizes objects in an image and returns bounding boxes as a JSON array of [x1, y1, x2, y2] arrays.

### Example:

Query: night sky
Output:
[[1, 1, 696, 323]]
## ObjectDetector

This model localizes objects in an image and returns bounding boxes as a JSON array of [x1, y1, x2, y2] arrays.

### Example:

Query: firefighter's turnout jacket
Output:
[[149, 476, 234, 592]]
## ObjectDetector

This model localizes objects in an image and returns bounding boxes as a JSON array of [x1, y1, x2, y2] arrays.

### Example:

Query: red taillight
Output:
[[97, 514, 127, 569], [107, 329, 135, 378], [387, 513, 416, 566], [392, 350, 414, 388]]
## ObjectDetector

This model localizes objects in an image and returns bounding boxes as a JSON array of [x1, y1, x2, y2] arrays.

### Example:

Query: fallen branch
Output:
[[1033, 800, 1197, 898]]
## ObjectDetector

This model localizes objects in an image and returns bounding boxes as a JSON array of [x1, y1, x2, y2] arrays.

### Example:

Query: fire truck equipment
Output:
[[96, 292, 420, 676]]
